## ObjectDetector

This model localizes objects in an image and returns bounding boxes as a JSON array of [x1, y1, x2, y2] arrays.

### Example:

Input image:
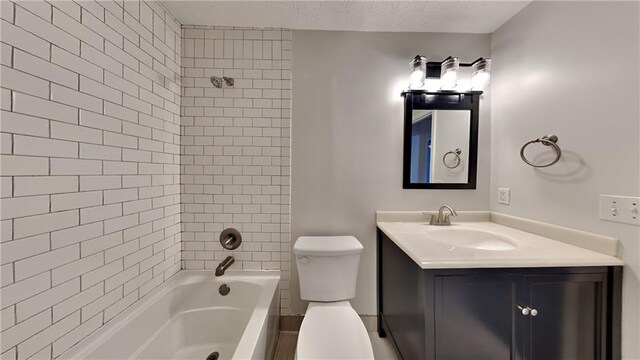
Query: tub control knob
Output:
[[298, 256, 309, 264], [530, 308, 538, 317], [518, 305, 530, 316]]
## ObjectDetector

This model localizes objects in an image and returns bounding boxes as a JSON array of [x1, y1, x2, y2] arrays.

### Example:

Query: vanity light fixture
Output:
[[419, 56, 492, 91], [409, 55, 427, 89]]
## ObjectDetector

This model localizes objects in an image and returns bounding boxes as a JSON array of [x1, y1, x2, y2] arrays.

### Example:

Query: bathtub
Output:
[[59, 270, 280, 360]]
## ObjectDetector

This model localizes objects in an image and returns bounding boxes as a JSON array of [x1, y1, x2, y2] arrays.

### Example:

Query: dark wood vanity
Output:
[[377, 229, 623, 360]]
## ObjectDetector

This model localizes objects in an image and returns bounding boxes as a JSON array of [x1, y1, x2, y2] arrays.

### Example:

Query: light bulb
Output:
[[409, 55, 427, 89], [440, 57, 459, 90], [471, 71, 490, 90], [471, 58, 491, 90], [409, 69, 425, 89], [440, 70, 457, 90]]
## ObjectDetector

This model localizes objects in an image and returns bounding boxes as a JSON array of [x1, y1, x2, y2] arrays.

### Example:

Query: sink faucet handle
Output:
[[424, 212, 439, 225]]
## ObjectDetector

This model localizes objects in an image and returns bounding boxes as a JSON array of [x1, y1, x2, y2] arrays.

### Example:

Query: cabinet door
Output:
[[434, 274, 524, 360], [524, 274, 606, 360]]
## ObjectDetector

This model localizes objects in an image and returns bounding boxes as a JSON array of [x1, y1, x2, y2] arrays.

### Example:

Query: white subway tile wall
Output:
[[180, 26, 292, 313], [0, 1, 182, 358]]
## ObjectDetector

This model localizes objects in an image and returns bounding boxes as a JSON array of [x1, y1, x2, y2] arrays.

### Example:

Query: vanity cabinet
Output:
[[377, 229, 623, 360]]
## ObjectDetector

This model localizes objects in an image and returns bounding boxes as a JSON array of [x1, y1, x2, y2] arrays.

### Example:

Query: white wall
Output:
[[291, 30, 491, 314], [0, 1, 182, 358], [180, 26, 293, 313], [491, 2, 640, 358]]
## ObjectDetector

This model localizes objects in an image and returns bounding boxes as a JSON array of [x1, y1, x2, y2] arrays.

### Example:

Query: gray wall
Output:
[[291, 30, 491, 314], [491, 2, 640, 357]]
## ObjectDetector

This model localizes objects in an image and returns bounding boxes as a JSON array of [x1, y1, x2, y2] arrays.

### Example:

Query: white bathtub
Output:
[[60, 270, 280, 360]]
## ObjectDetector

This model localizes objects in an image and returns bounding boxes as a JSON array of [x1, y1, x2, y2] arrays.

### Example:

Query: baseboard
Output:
[[280, 315, 377, 332], [360, 315, 377, 331]]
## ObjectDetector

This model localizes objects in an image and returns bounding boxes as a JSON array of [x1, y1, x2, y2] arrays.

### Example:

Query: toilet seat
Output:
[[296, 302, 374, 360]]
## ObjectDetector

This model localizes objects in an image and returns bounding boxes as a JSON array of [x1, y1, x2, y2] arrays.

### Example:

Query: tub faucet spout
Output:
[[215, 256, 234, 276]]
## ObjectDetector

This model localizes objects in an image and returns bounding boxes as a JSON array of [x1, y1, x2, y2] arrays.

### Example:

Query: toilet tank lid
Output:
[[294, 236, 363, 256]]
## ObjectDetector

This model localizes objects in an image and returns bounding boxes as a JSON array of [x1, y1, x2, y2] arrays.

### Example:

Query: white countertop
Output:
[[377, 217, 624, 269]]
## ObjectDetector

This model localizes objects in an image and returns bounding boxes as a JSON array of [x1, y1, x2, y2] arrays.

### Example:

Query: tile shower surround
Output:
[[0, 1, 182, 358], [180, 25, 292, 313], [0, 2, 293, 358]]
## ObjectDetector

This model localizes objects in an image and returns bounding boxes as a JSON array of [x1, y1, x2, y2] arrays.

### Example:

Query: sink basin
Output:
[[426, 229, 517, 251]]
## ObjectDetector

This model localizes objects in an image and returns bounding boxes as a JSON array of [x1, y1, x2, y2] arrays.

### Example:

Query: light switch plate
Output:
[[599, 195, 640, 226], [498, 188, 510, 205]]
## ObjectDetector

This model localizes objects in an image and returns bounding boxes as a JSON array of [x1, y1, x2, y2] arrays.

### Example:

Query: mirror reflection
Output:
[[409, 110, 471, 184]]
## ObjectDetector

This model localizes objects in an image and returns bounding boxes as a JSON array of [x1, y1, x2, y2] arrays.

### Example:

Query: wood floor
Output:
[[273, 331, 298, 359], [273, 331, 399, 360]]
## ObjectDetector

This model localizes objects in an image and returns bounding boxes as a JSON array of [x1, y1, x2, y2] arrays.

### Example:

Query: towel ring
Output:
[[443, 148, 462, 169], [520, 135, 562, 168]]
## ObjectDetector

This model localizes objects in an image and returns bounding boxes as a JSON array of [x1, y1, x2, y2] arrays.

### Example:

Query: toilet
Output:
[[294, 236, 375, 360]]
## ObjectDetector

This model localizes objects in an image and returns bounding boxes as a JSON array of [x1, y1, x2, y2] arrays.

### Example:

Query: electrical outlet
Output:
[[599, 195, 640, 226], [498, 188, 510, 205]]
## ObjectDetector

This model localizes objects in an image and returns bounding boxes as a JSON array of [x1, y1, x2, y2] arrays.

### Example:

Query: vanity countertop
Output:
[[377, 212, 624, 269]]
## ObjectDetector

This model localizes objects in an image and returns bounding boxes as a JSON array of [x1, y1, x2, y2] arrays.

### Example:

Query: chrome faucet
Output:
[[428, 205, 458, 226], [215, 256, 234, 276]]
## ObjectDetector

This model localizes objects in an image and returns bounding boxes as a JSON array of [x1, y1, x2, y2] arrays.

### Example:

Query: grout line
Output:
[[11, 0, 16, 25]]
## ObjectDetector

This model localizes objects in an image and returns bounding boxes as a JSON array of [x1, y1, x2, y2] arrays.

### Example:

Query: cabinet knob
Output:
[[517, 305, 530, 316], [517, 305, 538, 316]]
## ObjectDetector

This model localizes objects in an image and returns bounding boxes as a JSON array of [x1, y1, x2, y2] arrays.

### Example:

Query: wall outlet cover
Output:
[[599, 195, 640, 226], [498, 188, 510, 205]]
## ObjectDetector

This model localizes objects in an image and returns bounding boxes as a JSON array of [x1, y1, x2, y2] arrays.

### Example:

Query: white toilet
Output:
[[294, 236, 375, 360]]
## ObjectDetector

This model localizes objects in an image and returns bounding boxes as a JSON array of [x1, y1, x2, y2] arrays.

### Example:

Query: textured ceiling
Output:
[[160, 1, 531, 34]]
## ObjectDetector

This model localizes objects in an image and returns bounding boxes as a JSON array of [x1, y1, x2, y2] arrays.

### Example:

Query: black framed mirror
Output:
[[402, 90, 481, 189]]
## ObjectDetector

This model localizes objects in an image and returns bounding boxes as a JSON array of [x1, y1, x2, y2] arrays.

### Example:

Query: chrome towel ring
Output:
[[520, 135, 562, 168], [443, 148, 462, 169]]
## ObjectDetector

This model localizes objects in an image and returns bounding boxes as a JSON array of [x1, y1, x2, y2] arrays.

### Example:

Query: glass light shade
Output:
[[440, 57, 459, 90], [409, 55, 427, 89], [471, 58, 492, 90]]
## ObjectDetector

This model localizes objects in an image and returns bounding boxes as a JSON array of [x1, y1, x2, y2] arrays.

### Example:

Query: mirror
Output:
[[403, 91, 480, 189], [410, 110, 470, 184]]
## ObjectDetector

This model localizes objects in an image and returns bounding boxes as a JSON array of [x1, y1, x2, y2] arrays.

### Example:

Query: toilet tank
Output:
[[294, 236, 363, 302]]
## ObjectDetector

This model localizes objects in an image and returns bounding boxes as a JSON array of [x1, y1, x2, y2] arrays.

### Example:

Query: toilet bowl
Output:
[[296, 301, 374, 360], [294, 236, 374, 360]]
